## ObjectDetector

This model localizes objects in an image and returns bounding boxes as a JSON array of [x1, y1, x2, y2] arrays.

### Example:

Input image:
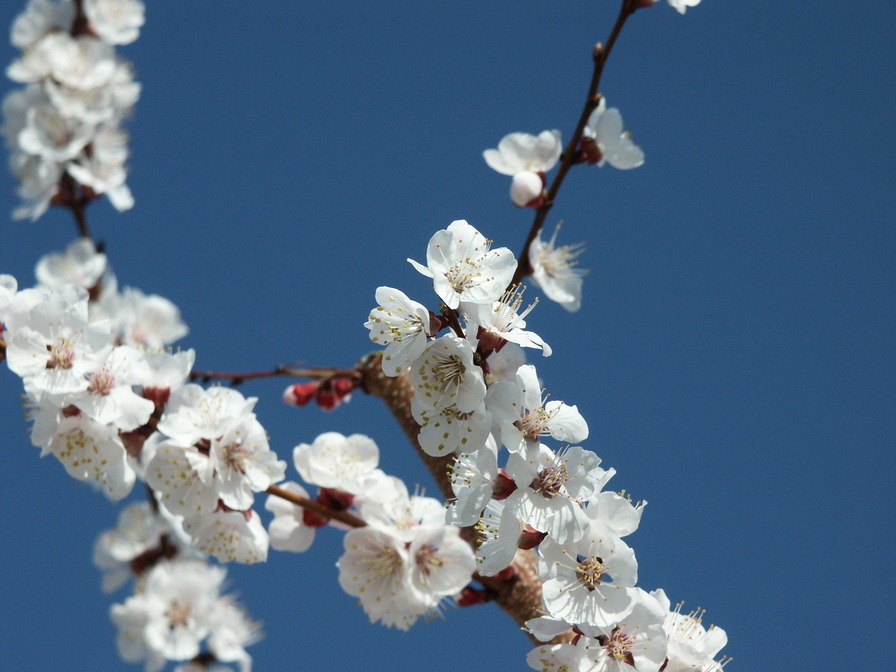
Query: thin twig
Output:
[[510, 0, 637, 287], [265, 484, 367, 528], [189, 365, 358, 386]]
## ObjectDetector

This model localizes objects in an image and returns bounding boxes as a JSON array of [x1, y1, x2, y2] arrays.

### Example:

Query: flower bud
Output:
[[283, 381, 317, 406], [510, 170, 545, 208], [315, 386, 340, 410]]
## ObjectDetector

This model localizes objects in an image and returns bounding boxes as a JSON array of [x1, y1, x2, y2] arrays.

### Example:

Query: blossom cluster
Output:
[[265, 431, 477, 630], [96, 503, 260, 672], [0, 238, 277, 667], [2, 0, 144, 220], [365, 219, 728, 671]]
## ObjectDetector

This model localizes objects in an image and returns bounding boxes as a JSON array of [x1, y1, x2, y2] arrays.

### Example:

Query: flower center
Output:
[[445, 260, 481, 294], [47, 337, 76, 369], [361, 545, 404, 580], [575, 555, 605, 590], [165, 600, 191, 628], [432, 353, 464, 390], [530, 463, 568, 498], [415, 543, 445, 577], [87, 368, 116, 396], [221, 439, 248, 473], [517, 406, 555, 441]]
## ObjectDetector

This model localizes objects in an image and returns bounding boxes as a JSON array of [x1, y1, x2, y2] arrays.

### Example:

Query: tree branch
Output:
[[510, 0, 637, 287]]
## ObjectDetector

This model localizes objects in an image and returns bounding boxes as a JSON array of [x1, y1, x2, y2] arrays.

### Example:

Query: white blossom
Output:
[[446, 439, 499, 526], [70, 344, 154, 430], [93, 501, 166, 592], [529, 225, 587, 312], [409, 333, 486, 413], [183, 509, 270, 564], [504, 443, 606, 544], [539, 534, 638, 627], [653, 589, 729, 672], [110, 558, 258, 671], [657, 0, 702, 15], [84, 0, 146, 45], [408, 219, 516, 310], [414, 398, 491, 457], [210, 416, 286, 511], [264, 481, 316, 553], [46, 414, 135, 500], [488, 364, 588, 454], [468, 285, 551, 356], [365, 285, 432, 376], [583, 99, 644, 170], [35, 238, 107, 290], [11, 0, 75, 50], [293, 431, 384, 495], [483, 130, 562, 175]]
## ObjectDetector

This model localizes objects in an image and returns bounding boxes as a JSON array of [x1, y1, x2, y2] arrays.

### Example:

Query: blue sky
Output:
[[1, 2, 894, 671]]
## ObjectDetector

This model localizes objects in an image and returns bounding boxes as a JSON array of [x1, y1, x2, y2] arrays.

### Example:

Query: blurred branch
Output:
[[189, 365, 358, 387]]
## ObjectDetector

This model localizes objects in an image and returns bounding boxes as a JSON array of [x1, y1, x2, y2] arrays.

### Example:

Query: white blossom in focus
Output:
[[144, 440, 218, 518], [473, 499, 523, 576], [414, 398, 491, 457], [653, 589, 729, 672], [488, 364, 588, 454], [446, 438, 499, 526], [468, 285, 551, 356], [574, 588, 668, 672], [70, 344, 154, 430], [504, 443, 606, 544], [157, 384, 257, 448], [210, 416, 286, 511], [337, 526, 420, 629], [406, 524, 476, 608], [365, 285, 432, 376], [359, 477, 446, 543], [525, 641, 583, 672], [408, 219, 516, 310], [539, 534, 638, 628], [409, 333, 486, 413]]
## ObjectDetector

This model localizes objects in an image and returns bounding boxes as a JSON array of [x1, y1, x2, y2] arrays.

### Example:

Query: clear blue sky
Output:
[[1, 2, 893, 671]]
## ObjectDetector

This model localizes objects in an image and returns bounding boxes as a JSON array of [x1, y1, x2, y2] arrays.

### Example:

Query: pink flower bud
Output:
[[283, 381, 318, 406], [332, 377, 354, 397], [315, 387, 340, 410]]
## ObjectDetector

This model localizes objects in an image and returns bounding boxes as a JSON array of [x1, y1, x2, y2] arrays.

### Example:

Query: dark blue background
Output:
[[1, 2, 893, 670]]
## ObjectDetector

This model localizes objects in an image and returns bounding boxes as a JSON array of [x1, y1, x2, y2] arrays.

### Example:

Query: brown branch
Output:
[[510, 0, 638, 288], [265, 484, 367, 529], [189, 365, 357, 386], [356, 351, 565, 644]]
